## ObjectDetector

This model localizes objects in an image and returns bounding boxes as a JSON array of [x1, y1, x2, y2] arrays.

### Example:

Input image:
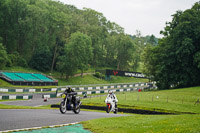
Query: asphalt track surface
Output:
[[0, 109, 126, 132], [0, 93, 127, 132], [0, 93, 60, 107]]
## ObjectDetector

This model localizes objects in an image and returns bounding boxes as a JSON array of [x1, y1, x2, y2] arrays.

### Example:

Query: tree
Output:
[[105, 35, 118, 68], [29, 45, 52, 72], [144, 2, 200, 89], [148, 35, 157, 46], [57, 54, 75, 79], [0, 0, 142, 74], [0, 43, 8, 69], [69, 32, 93, 77], [81, 8, 108, 67], [116, 34, 135, 70], [57, 32, 93, 78], [7, 51, 27, 67]]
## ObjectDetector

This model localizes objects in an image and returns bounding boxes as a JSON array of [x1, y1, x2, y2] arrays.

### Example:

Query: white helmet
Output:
[[109, 90, 113, 94]]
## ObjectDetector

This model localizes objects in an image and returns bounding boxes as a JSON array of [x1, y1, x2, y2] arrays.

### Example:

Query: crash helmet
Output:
[[66, 86, 71, 92], [108, 90, 113, 94]]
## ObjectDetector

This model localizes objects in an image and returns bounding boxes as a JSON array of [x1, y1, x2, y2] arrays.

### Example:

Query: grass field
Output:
[[81, 87, 200, 132]]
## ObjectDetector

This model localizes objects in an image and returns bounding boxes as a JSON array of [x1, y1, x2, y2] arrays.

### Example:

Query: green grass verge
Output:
[[82, 87, 200, 114], [81, 114, 200, 133]]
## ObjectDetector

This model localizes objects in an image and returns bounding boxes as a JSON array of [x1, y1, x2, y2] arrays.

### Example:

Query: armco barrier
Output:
[[0, 88, 57, 93], [42, 87, 143, 99], [0, 95, 33, 100]]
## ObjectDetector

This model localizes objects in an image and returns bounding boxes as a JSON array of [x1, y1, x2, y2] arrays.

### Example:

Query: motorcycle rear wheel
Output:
[[114, 108, 118, 114], [60, 101, 67, 114]]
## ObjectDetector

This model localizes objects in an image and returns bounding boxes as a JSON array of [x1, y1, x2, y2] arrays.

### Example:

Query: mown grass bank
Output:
[[81, 114, 200, 133]]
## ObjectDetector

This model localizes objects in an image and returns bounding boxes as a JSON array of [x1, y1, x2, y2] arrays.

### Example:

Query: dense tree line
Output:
[[0, 0, 157, 78], [143, 2, 200, 89], [2, 0, 197, 90]]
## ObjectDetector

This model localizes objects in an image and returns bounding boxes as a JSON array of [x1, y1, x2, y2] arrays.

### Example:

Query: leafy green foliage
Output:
[[29, 46, 52, 72], [0, 0, 157, 78], [93, 72, 105, 79], [57, 32, 93, 78], [0, 43, 8, 69], [116, 34, 135, 70], [143, 2, 200, 89], [7, 52, 28, 67]]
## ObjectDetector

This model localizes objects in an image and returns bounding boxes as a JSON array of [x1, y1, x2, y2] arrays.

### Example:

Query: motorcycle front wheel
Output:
[[73, 105, 80, 114], [60, 101, 67, 114], [106, 104, 111, 113]]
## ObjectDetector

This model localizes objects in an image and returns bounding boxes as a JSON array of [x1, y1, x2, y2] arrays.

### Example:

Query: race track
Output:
[[0, 109, 125, 132]]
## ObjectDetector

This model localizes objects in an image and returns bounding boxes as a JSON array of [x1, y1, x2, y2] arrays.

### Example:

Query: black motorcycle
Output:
[[59, 91, 82, 114]]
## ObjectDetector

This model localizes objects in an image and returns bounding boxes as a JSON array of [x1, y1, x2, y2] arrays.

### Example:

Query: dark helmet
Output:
[[68, 87, 71, 91], [66, 86, 71, 92]]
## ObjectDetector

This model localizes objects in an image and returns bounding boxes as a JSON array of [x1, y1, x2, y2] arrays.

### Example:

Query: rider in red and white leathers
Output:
[[106, 90, 118, 110]]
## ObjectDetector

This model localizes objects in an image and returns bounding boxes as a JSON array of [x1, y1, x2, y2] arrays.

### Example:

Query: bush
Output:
[[18, 58, 28, 67], [93, 72, 105, 79], [0, 43, 8, 69], [7, 52, 28, 67], [29, 46, 52, 72]]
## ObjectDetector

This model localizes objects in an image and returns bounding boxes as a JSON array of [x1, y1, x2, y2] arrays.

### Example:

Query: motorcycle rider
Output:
[[64, 86, 77, 105], [106, 90, 118, 110], [60, 86, 81, 114], [65, 86, 74, 93]]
